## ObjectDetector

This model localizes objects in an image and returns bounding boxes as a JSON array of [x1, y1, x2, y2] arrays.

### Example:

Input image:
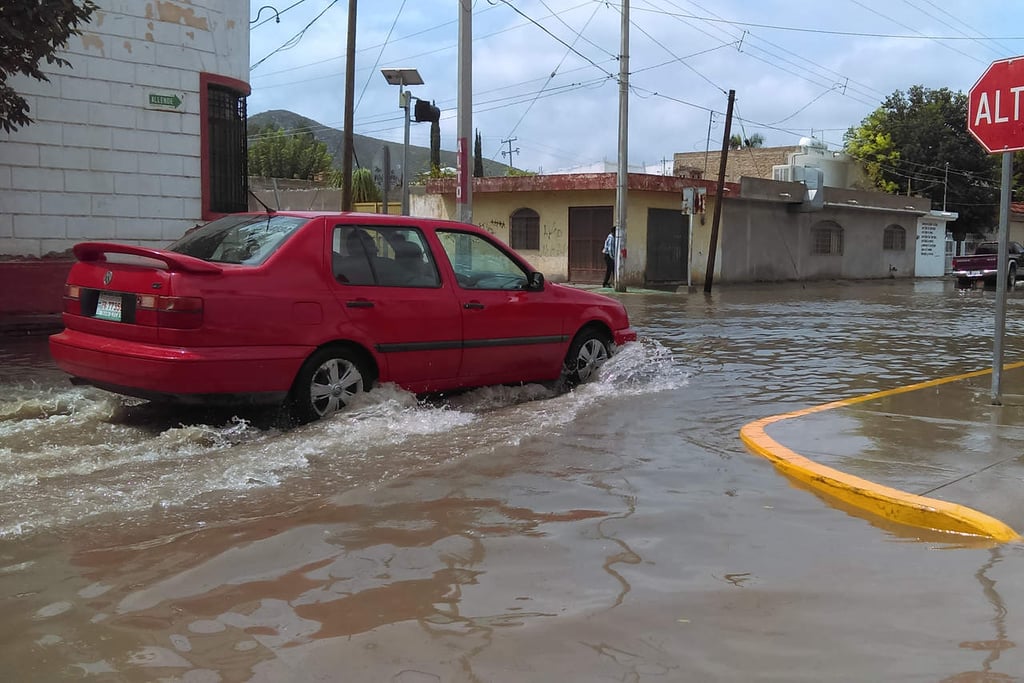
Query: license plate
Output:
[[95, 292, 123, 321]]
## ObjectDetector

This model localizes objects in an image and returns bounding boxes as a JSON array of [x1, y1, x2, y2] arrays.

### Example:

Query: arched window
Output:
[[509, 208, 540, 250], [811, 221, 843, 255], [883, 224, 906, 251]]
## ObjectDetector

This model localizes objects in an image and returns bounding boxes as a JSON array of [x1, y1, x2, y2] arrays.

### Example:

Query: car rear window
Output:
[[169, 214, 310, 265]]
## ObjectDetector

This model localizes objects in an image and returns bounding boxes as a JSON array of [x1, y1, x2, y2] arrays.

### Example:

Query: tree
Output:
[[430, 119, 441, 170], [844, 85, 998, 234], [474, 130, 484, 177], [248, 125, 332, 180], [729, 133, 764, 149], [350, 167, 380, 203], [1, 0, 98, 133]]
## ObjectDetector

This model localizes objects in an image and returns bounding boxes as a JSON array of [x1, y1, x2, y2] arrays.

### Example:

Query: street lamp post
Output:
[[381, 68, 423, 216]]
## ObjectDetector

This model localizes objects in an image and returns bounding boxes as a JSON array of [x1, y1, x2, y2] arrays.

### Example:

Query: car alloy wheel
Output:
[[564, 328, 611, 385], [289, 346, 371, 423]]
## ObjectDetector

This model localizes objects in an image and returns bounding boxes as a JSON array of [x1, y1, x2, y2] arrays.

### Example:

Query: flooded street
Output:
[[4, 279, 1024, 681]]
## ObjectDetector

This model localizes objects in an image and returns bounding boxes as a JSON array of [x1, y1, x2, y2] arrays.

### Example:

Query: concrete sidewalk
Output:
[[743, 364, 1024, 542]]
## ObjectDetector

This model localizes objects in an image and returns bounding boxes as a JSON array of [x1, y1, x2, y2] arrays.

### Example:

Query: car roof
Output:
[[245, 211, 474, 230]]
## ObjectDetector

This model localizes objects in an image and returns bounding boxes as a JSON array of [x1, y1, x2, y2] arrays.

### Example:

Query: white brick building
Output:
[[0, 1, 250, 258]]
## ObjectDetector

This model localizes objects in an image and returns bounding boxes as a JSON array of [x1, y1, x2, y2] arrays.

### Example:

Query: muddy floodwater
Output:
[[4, 279, 1024, 681]]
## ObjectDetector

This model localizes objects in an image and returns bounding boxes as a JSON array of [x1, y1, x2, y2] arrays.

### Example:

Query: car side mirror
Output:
[[527, 271, 545, 291]]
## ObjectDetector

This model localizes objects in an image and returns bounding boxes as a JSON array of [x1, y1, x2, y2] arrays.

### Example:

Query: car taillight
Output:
[[137, 294, 203, 329], [63, 284, 82, 314]]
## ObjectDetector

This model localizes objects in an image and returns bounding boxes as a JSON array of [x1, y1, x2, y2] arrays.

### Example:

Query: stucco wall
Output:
[[721, 201, 922, 282], [418, 189, 704, 285], [0, 1, 249, 257]]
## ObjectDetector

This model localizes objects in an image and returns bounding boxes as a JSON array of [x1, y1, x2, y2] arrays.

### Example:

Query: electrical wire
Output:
[[498, 0, 607, 156], [251, 0, 340, 71]]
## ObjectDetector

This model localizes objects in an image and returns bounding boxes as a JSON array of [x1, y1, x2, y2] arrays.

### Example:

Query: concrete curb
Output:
[[740, 366, 1024, 542], [0, 315, 63, 337]]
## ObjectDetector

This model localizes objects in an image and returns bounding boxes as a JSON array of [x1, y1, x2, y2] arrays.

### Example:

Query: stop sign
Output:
[[968, 55, 1024, 153]]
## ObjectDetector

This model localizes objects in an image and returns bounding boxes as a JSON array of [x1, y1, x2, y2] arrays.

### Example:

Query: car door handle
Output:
[[463, 301, 485, 310], [346, 300, 374, 308]]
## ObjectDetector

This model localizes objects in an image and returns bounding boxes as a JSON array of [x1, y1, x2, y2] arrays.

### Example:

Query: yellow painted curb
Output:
[[740, 364, 1024, 543]]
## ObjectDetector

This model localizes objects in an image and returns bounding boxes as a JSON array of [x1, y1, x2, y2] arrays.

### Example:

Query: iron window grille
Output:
[[510, 208, 540, 250], [207, 84, 248, 214]]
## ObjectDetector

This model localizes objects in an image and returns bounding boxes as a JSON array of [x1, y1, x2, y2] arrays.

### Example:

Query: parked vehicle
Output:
[[951, 241, 1024, 289], [49, 212, 637, 422]]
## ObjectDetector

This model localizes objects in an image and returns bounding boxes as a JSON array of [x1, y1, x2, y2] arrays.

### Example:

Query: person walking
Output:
[[602, 228, 616, 288]]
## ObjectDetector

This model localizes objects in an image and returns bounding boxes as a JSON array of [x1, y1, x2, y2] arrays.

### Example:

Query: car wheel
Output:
[[563, 328, 611, 386], [288, 346, 371, 423], [1009, 264, 1017, 290]]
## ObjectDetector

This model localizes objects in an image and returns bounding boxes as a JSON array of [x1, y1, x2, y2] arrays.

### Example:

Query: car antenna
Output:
[[248, 189, 276, 214]]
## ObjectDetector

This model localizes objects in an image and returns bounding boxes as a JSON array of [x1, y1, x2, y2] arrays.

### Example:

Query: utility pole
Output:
[[500, 137, 519, 171], [703, 111, 714, 177], [401, 87, 412, 215], [943, 161, 949, 211], [340, 0, 357, 211], [457, 0, 473, 223], [703, 89, 735, 294], [614, 0, 629, 292]]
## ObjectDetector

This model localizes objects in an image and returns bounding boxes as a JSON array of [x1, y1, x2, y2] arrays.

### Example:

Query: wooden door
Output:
[[568, 206, 613, 283]]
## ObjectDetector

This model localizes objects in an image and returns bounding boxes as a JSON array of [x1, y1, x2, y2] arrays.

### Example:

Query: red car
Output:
[[50, 212, 637, 422]]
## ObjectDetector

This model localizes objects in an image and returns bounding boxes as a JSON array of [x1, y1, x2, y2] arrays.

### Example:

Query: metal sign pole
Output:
[[991, 150, 1012, 404]]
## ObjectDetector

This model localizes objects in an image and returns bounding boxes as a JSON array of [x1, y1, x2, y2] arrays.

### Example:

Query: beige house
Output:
[[423, 174, 725, 287]]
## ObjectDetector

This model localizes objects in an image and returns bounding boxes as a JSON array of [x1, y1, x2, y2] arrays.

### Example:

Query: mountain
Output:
[[247, 109, 510, 178]]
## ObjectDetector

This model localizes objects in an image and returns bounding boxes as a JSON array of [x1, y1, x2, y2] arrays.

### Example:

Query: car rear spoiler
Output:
[[73, 242, 223, 274]]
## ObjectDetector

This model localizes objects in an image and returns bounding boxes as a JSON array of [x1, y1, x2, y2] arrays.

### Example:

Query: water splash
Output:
[[0, 339, 682, 538]]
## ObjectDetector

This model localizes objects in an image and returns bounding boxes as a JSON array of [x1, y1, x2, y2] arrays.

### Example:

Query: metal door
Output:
[[645, 208, 689, 284], [568, 206, 613, 283]]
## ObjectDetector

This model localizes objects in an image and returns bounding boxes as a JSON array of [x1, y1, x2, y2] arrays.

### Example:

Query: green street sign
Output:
[[147, 92, 183, 110]]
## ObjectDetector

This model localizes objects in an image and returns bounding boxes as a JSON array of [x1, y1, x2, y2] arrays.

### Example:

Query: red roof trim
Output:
[[425, 172, 736, 196]]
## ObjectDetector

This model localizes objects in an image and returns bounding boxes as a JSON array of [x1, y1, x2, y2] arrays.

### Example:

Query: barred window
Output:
[[883, 224, 906, 251], [811, 222, 843, 255], [201, 73, 250, 218], [509, 208, 540, 250]]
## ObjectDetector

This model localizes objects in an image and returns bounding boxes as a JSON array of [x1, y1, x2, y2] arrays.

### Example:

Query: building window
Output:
[[509, 208, 540, 250], [883, 224, 906, 251], [201, 73, 250, 218], [811, 222, 843, 255]]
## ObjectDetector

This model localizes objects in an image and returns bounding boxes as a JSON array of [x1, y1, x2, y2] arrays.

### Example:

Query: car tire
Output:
[[287, 345, 371, 423], [562, 327, 611, 386], [1009, 263, 1017, 290]]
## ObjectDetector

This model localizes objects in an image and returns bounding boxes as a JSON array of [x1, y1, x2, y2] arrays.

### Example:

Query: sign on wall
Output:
[[146, 91, 185, 111]]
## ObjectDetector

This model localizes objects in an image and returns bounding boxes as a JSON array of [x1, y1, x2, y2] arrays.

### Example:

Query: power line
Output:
[[250, 0, 340, 70], [628, 5, 1024, 41]]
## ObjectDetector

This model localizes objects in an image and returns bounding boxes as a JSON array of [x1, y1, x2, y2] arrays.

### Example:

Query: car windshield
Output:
[[169, 214, 311, 265]]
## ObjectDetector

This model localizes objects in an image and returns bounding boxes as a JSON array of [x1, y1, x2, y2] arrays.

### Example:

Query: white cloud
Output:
[[248, 0, 1024, 172]]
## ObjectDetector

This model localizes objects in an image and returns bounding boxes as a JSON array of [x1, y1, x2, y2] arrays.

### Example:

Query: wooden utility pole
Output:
[[341, 0, 357, 211], [703, 89, 734, 294]]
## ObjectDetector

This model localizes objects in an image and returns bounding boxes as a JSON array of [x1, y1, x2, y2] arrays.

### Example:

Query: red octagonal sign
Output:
[[969, 55, 1024, 153]]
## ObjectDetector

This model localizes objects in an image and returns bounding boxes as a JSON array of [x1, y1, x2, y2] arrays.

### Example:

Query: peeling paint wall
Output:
[[0, 1, 249, 257]]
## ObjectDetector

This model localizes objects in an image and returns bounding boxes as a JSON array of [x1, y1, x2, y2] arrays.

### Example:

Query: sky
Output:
[[246, 0, 1024, 174]]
